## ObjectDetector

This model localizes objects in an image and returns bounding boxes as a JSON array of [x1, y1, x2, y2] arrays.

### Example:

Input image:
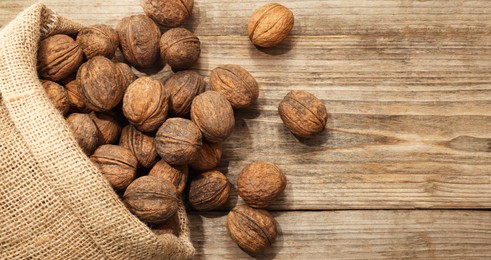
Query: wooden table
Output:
[[2, 0, 491, 259]]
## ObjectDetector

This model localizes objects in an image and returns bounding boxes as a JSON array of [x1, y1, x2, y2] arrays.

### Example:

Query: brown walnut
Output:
[[90, 145, 137, 190], [141, 0, 194, 28], [123, 77, 169, 133], [89, 112, 121, 145], [155, 118, 202, 165], [148, 159, 188, 195], [247, 3, 294, 47], [65, 80, 91, 113], [76, 24, 119, 59], [188, 170, 230, 211], [115, 62, 137, 92], [37, 34, 84, 81], [278, 90, 327, 137], [66, 113, 99, 155], [119, 124, 159, 169], [151, 213, 180, 236], [165, 70, 205, 117], [210, 64, 259, 109], [190, 91, 235, 143], [226, 204, 277, 254], [189, 141, 222, 171], [42, 80, 69, 115], [160, 28, 200, 71], [77, 56, 124, 112], [117, 15, 161, 68], [123, 175, 178, 224], [237, 162, 286, 208]]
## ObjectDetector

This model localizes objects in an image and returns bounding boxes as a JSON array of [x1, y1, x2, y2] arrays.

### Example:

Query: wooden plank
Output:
[[189, 210, 491, 259]]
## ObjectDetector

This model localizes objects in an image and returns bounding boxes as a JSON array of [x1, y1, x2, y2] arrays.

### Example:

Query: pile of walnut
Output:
[[37, 1, 327, 255]]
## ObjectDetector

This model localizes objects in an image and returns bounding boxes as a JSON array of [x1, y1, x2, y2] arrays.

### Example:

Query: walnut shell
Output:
[[42, 80, 69, 115], [89, 112, 121, 145], [77, 56, 124, 112], [123, 175, 178, 224], [37, 34, 84, 81], [237, 162, 286, 208], [148, 159, 188, 195], [151, 213, 180, 236], [65, 80, 91, 113], [155, 118, 202, 165], [188, 170, 230, 211], [226, 204, 277, 254], [141, 0, 194, 28], [76, 24, 119, 59], [117, 15, 161, 68], [189, 141, 222, 171], [247, 3, 294, 47], [278, 90, 327, 137], [115, 62, 137, 92], [66, 113, 99, 155], [165, 70, 206, 117], [160, 28, 200, 71], [210, 64, 259, 109], [190, 91, 235, 143], [123, 77, 169, 133], [119, 124, 159, 168], [90, 145, 137, 190]]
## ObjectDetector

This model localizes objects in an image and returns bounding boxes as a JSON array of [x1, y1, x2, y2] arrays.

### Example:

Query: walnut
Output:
[[115, 62, 137, 92], [37, 34, 84, 81], [42, 80, 69, 115], [151, 213, 180, 236], [123, 176, 178, 224], [159, 28, 200, 71], [226, 204, 277, 254], [188, 170, 230, 211], [76, 24, 119, 59], [165, 70, 205, 117], [65, 80, 91, 113], [247, 3, 294, 47], [237, 162, 286, 208], [210, 64, 259, 109], [190, 91, 235, 143], [77, 56, 124, 112], [148, 159, 188, 195], [155, 118, 202, 165], [117, 15, 161, 68], [66, 113, 99, 155], [189, 141, 222, 171], [119, 124, 159, 168], [90, 145, 137, 190], [141, 0, 194, 27], [89, 112, 121, 145], [122, 77, 169, 133], [278, 90, 327, 137]]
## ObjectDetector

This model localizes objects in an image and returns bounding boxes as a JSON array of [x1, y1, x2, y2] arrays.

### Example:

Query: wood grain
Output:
[[189, 210, 491, 259]]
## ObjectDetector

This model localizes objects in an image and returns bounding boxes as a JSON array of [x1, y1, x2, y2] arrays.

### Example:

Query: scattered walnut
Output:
[[188, 170, 230, 211], [119, 124, 159, 169], [155, 118, 202, 165], [37, 34, 84, 81], [189, 141, 222, 171], [247, 3, 294, 47], [141, 0, 194, 27], [76, 24, 119, 59], [160, 28, 200, 71], [115, 62, 137, 92], [66, 113, 99, 155], [89, 112, 121, 145], [210, 64, 259, 109], [148, 159, 188, 195], [90, 145, 137, 190], [65, 80, 91, 113], [165, 70, 205, 117]]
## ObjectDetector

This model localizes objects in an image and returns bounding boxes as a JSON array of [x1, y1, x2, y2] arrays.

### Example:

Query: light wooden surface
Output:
[[2, 0, 491, 259]]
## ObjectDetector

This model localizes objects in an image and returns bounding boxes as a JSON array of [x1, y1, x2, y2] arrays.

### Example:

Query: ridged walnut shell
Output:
[[188, 170, 230, 211], [65, 80, 91, 113], [141, 0, 194, 27], [247, 3, 294, 47], [189, 141, 222, 171], [123, 77, 169, 133], [278, 90, 327, 137], [117, 15, 161, 68], [155, 118, 202, 165], [115, 62, 137, 92], [123, 175, 178, 224], [160, 28, 200, 71], [210, 64, 259, 109], [191, 91, 235, 143], [149, 159, 188, 195], [76, 24, 119, 59], [37, 34, 84, 81], [165, 70, 205, 116], [66, 113, 99, 155], [90, 145, 137, 190], [89, 112, 121, 145], [237, 162, 286, 208], [42, 80, 69, 115], [77, 56, 124, 112], [119, 124, 159, 169], [226, 205, 277, 254]]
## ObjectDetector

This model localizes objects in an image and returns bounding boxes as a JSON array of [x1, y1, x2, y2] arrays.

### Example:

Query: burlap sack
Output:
[[0, 3, 194, 259]]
